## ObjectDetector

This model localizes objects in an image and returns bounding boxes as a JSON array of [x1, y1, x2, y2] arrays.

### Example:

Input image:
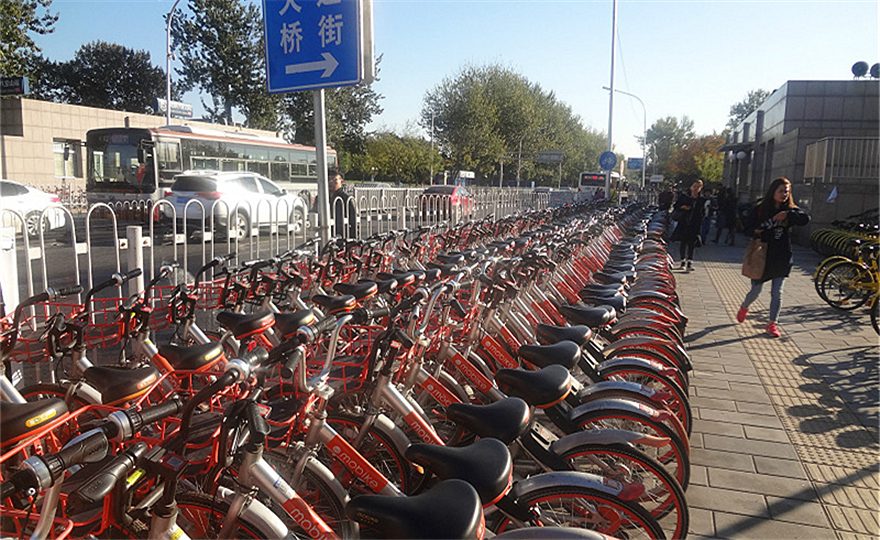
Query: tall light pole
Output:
[[166, 0, 182, 127], [603, 86, 646, 188], [605, 0, 618, 198], [429, 110, 435, 185]]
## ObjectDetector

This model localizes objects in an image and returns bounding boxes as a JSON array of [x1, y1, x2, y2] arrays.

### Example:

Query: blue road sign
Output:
[[627, 157, 644, 170], [263, 0, 362, 93], [599, 151, 618, 171]]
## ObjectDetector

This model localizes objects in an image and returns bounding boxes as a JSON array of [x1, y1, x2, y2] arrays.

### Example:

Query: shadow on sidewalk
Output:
[[784, 304, 870, 333], [711, 462, 878, 539], [786, 345, 879, 441]]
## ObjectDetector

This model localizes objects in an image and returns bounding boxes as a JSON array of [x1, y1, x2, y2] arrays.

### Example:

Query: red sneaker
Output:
[[736, 306, 748, 323], [766, 323, 781, 337]]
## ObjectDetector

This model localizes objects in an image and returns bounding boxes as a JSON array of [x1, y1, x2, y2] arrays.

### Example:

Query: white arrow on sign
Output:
[[284, 53, 339, 78]]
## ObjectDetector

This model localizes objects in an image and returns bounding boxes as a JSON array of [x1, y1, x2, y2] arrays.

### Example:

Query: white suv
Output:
[[161, 171, 307, 238]]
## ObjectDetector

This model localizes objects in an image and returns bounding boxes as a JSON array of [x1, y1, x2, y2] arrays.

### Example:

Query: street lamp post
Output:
[[166, 0, 182, 127], [603, 86, 646, 189], [516, 126, 547, 188], [429, 110, 434, 185]]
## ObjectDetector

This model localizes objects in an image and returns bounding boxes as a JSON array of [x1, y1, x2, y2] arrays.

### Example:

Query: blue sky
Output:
[[36, 0, 879, 159]]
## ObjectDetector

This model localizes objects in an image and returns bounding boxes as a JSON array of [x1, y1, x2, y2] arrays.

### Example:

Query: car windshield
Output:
[[424, 186, 456, 195]]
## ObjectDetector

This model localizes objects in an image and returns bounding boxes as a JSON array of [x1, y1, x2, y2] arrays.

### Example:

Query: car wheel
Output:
[[229, 210, 251, 239], [24, 211, 46, 238]]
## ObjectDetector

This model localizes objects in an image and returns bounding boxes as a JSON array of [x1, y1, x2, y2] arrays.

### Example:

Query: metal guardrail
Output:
[[1, 186, 566, 318]]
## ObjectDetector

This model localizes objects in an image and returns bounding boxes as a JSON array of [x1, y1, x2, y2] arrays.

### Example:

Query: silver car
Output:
[[0, 179, 68, 238], [161, 171, 307, 238]]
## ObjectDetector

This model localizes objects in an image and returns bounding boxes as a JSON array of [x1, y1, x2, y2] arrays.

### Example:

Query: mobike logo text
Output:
[[25, 408, 57, 428], [404, 411, 442, 444], [329, 439, 387, 492], [421, 376, 458, 407], [282, 497, 335, 540], [480, 334, 517, 369], [451, 353, 493, 392]]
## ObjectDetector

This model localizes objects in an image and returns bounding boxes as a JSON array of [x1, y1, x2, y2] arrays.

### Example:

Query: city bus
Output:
[[85, 125, 337, 206]]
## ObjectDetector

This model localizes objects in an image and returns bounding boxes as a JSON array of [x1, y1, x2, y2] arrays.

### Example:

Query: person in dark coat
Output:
[[671, 180, 706, 271], [313, 168, 357, 239], [736, 177, 810, 337], [658, 187, 674, 211], [713, 187, 737, 245]]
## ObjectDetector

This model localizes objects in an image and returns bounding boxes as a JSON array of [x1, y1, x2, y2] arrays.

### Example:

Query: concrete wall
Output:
[[0, 97, 282, 190]]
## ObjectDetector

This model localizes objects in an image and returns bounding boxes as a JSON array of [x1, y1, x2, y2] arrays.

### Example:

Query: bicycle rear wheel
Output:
[[819, 261, 872, 310], [175, 492, 273, 539], [491, 484, 665, 540], [557, 443, 688, 540]]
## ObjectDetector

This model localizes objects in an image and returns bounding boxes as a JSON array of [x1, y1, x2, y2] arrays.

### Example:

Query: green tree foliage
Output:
[[726, 89, 770, 130], [421, 63, 605, 186], [646, 116, 695, 179], [348, 130, 436, 184], [0, 0, 57, 77], [170, 0, 277, 128], [32, 41, 168, 113]]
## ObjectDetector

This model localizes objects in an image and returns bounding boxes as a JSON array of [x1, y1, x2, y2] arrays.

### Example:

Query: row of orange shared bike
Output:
[[1, 200, 694, 539]]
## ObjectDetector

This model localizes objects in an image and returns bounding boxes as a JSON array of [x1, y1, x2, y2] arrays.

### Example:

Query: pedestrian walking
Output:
[[313, 168, 357, 239], [736, 177, 811, 337], [670, 180, 706, 271], [658, 187, 675, 212], [700, 189, 716, 241], [713, 187, 737, 245]]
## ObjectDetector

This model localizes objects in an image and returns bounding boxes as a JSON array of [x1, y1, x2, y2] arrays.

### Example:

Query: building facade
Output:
[[719, 80, 879, 239], [0, 97, 282, 191]]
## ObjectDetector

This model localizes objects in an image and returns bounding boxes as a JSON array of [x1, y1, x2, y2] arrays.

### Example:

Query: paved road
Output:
[[677, 237, 878, 539]]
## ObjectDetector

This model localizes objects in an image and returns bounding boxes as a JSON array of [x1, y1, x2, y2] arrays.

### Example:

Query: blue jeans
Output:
[[742, 278, 785, 322]]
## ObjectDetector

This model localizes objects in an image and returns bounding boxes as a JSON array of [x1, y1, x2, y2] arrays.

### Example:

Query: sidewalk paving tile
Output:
[[686, 485, 769, 517], [707, 468, 817, 500], [712, 511, 833, 540], [753, 456, 809, 480]]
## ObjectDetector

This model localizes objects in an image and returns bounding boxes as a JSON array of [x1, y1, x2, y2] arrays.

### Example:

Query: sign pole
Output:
[[313, 89, 331, 247], [605, 0, 618, 199]]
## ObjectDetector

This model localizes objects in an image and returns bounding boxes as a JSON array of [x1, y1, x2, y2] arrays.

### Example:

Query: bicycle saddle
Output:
[[405, 438, 512, 506], [0, 398, 68, 450], [592, 270, 630, 285], [377, 271, 415, 288], [494, 365, 572, 409], [158, 341, 225, 371], [446, 398, 530, 445], [425, 262, 457, 278], [579, 294, 626, 313], [273, 309, 316, 338], [362, 277, 397, 295], [518, 341, 581, 371], [83, 365, 160, 406], [558, 305, 617, 328], [345, 479, 483, 540], [310, 294, 356, 314], [216, 310, 275, 339], [436, 252, 466, 266], [334, 281, 378, 302], [535, 323, 592, 347], [420, 267, 442, 282]]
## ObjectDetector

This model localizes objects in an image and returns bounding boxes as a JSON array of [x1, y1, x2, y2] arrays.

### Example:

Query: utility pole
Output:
[[605, 0, 618, 198], [165, 0, 182, 127]]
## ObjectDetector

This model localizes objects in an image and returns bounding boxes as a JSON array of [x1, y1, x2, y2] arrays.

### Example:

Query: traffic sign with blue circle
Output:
[[263, 0, 363, 93], [599, 151, 617, 171]]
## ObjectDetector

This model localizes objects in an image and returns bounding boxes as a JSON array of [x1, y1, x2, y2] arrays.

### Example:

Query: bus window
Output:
[[271, 162, 289, 181], [192, 157, 219, 170], [86, 130, 155, 193], [221, 159, 240, 172]]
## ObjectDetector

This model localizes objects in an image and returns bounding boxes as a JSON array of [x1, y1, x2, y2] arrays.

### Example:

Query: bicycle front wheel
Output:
[[491, 484, 666, 540], [175, 492, 273, 539]]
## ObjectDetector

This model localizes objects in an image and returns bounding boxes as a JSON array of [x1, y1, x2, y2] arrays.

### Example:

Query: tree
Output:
[[421, 63, 606, 186], [0, 0, 57, 77], [348, 130, 435, 184], [33, 41, 169, 113], [726, 89, 770, 130], [667, 134, 726, 184], [170, 0, 277, 128], [646, 116, 695, 178]]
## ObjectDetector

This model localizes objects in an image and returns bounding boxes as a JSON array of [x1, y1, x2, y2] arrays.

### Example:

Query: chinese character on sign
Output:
[[319, 14, 343, 47], [317, 0, 341, 5], [280, 21, 304, 53], [279, 0, 302, 15]]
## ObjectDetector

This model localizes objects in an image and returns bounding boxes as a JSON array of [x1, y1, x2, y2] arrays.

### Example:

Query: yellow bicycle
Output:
[[817, 242, 879, 310]]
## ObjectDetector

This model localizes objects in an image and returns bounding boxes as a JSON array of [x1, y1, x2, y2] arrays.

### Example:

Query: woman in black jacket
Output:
[[671, 180, 705, 271], [736, 177, 810, 337]]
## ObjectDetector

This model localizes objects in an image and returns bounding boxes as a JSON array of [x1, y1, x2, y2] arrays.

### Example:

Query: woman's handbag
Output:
[[742, 237, 768, 279]]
